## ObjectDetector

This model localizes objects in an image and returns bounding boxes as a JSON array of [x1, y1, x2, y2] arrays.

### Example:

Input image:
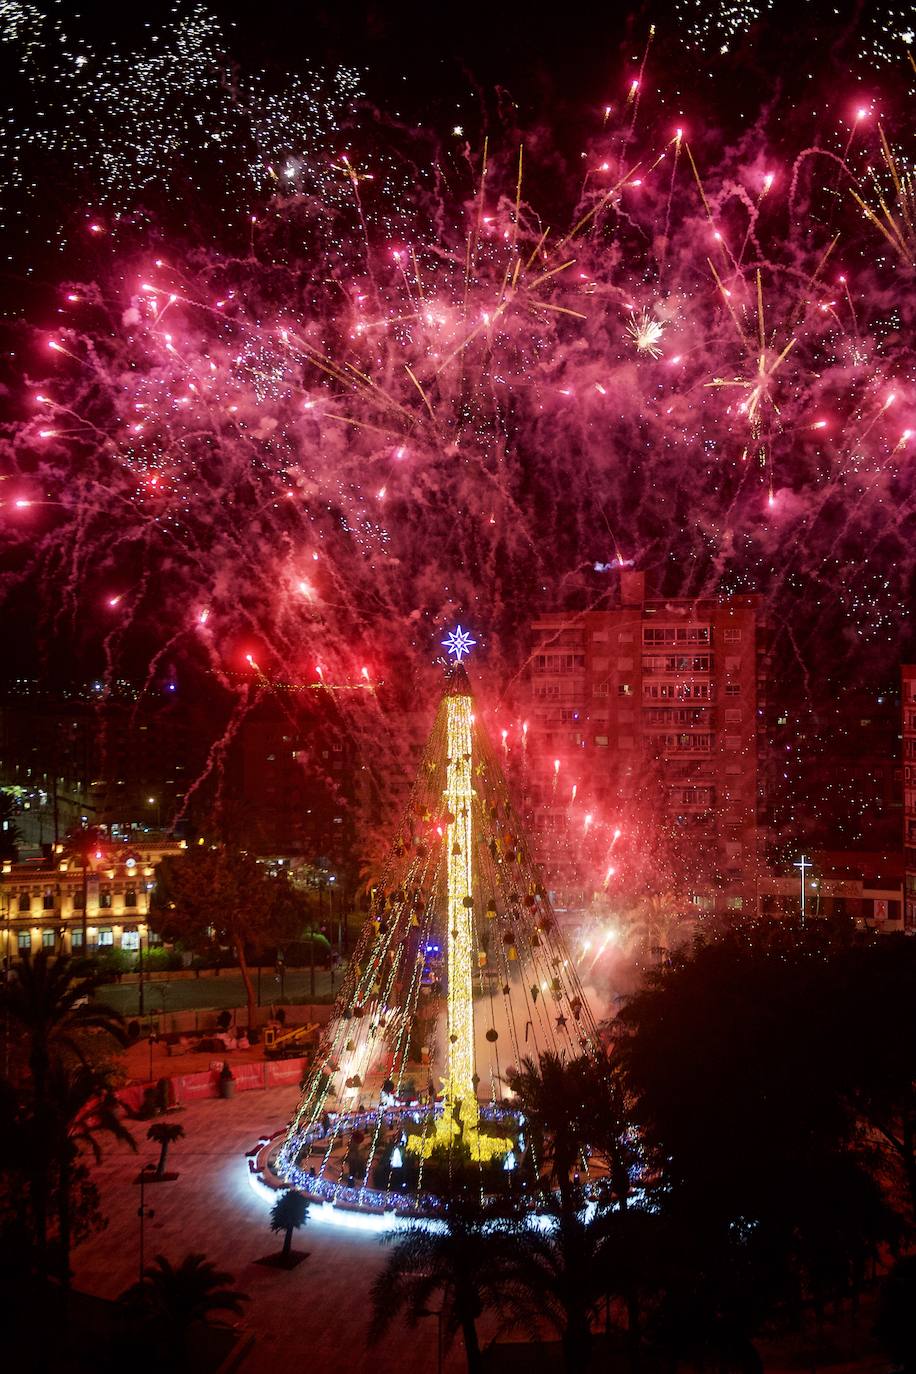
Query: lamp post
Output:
[[137, 1163, 156, 1282], [138, 925, 146, 1018], [793, 854, 812, 929]]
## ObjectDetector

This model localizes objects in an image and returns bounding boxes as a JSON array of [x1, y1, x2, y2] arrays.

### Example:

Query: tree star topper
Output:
[[442, 625, 477, 662]]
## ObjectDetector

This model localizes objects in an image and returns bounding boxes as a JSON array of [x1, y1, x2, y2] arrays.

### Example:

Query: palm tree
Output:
[[876, 1256, 916, 1374], [578, 1053, 638, 1210], [269, 1189, 309, 1262], [120, 1253, 248, 1362], [61, 824, 107, 953], [369, 1178, 517, 1373], [46, 1060, 135, 1281], [508, 1205, 602, 1372], [506, 1051, 591, 1209], [147, 1122, 185, 1178], [0, 950, 127, 1102]]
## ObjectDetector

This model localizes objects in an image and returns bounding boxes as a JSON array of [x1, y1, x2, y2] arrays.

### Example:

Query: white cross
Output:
[[793, 854, 812, 926]]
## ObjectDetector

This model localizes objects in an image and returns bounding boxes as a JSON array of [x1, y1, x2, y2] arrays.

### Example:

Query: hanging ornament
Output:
[[570, 997, 582, 1021], [486, 899, 497, 918], [502, 983, 511, 996], [478, 951, 488, 967], [531, 985, 540, 1002], [345, 1039, 355, 1052], [449, 1032, 458, 1044], [486, 1028, 499, 1042], [462, 896, 474, 909], [508, 946, 518, 961], [556, 1015, 568, 1030]]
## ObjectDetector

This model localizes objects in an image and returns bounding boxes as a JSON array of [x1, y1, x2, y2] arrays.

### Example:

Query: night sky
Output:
[[0, 1, 913, 823]]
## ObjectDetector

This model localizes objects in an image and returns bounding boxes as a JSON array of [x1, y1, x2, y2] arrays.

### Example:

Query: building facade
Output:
[[0, 837, 183, 962], [523, 571, 764, 917], [904, 664, 916, 932]]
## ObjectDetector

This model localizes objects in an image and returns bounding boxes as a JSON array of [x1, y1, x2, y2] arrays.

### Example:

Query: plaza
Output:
[[72, 1084, 478, 1372]]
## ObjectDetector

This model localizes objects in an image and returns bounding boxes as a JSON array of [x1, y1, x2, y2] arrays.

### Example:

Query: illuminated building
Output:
[[524, 571, 764, 917], [0, 837, 183, 961], [904, 665, 916, 931]]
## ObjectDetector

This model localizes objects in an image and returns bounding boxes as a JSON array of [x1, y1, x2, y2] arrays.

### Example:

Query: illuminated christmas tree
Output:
[[274, 630, 598, 1204]]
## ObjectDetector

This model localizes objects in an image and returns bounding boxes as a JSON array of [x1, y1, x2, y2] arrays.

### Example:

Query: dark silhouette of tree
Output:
[[830, 937, 916, 1213], [505, 1052, 589, 1208], [0, 950, 127, 1101], [269, 1188, 308, 1261], [44, 1060, 134, 1281], [120, 1252, 248, 1365], [875, 1255, 916, 1374], [152, 844, 299, 1029], [501, 1198, 622, 1372], [369, 1176, 517, 1373], [147, 1121, 185, 1178], [0, 953, 129, 1275], [615, 933, 899, 1352]]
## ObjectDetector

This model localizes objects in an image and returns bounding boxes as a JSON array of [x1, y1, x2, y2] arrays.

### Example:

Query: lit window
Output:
[[98, 928, 114, 947]]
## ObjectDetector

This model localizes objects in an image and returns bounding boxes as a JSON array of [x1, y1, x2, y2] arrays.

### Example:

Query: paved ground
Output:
[[72, 1084, 475, 1373], [99, 968, 338, 1018], [72, 1085, 886, 1374]]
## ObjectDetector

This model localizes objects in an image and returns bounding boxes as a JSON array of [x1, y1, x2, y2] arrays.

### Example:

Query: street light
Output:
[[793, 854, 812, 929], [137, 1162, 156, 1282]]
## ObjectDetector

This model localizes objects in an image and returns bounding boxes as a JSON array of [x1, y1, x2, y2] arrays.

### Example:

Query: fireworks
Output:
[[1, 8, 915, 893], [626, 309, 665, 358], [0, 2, 362, 258]]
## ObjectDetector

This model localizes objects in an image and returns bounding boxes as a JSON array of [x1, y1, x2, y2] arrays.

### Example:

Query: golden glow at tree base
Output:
[[405, 689, 509, 1163]]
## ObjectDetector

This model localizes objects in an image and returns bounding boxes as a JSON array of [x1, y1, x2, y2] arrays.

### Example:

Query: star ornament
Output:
[[442, 625, 477, 662]]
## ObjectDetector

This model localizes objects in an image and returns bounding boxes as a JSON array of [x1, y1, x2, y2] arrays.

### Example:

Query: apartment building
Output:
[[904, 664, 916, 931], [524, 571, 764, 917]]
